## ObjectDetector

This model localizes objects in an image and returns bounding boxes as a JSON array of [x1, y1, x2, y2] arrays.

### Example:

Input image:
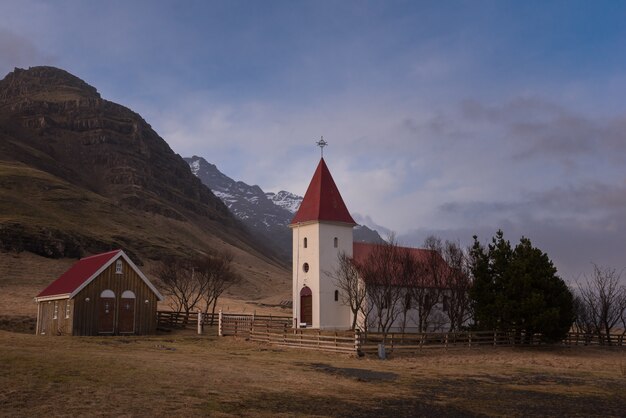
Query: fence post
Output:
[[354, 329, 361, 355], [218, 309, 223, 337], [197, 310, 203, 335], [493, 330, 497, 347], [445, 333, 448, 349]]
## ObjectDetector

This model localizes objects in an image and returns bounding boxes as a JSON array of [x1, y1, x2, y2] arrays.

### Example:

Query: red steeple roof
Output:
[[290, 158, 356, 225]]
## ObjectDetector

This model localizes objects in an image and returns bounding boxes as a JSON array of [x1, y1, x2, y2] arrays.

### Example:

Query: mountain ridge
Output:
[[185, 155, 385, 260], [0, 66, 288, 298]]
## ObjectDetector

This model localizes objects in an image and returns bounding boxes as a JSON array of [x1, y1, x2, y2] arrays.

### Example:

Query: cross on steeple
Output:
[[316, 136, 328, 158]]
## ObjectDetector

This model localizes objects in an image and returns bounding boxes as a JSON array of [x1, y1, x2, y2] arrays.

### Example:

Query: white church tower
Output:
[[289, 153, 356, 329]]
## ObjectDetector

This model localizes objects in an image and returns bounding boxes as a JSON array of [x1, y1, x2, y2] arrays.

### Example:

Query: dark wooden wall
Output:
[[37, 299, 74, 336], [70, 257, 158, 335]]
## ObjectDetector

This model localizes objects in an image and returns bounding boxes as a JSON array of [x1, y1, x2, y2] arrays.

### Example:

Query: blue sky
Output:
[[1, 1, 625, 281]]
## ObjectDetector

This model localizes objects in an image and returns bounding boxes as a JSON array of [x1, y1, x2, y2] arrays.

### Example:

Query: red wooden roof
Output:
[[290, 158, 356, 225], [36, 250, 122, 298], [352, 242, 435, 265], [352, 242, 450, 287]]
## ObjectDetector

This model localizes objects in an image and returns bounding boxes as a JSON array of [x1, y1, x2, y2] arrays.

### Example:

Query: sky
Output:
[[1, 0, 625, 282]]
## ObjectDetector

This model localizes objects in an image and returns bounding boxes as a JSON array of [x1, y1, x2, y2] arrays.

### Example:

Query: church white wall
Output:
[[291, 221, 354, 330], [291, 222, 320, 328], [318, 222, 353, 329], [361, 289, 453, 333]]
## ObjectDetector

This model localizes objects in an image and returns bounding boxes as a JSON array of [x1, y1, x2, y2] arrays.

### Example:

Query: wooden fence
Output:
[[359, 330, 541, 354], [161, 311, 625, 354], [157, 311, 221, 329], [563, 332, 625, 346], [217, 312, 292, 338], [250, 325, 357, 354]]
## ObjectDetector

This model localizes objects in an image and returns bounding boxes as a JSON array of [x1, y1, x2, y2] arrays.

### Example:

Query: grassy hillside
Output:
[[0, 66, 291, 309]]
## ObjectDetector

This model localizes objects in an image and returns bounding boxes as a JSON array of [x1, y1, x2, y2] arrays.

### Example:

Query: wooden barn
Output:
[[34, 249, 164, 336]]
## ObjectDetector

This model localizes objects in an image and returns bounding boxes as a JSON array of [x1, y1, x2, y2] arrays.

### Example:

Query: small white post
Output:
[[354, 329, 361, 355], [197, 310, 203, 335], [218, 309, 223, 337]]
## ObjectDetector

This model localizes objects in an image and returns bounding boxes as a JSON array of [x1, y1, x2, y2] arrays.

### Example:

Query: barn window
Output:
[[334, 290, 339, 301], [302, 263, 310, 273], [53, 301, 58, 319], [334, 237, 338, 248], [100, 289, 115, 298], [303, 237, 308, 248], [121, 290, 136, 299], [115, 259, 123, 274], [65, 302, 71, 319]]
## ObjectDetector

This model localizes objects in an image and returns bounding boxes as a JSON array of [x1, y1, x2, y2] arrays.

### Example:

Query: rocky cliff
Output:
[[0, 66, 279, 270]]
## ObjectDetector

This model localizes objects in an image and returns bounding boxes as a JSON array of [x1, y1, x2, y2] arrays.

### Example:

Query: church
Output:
[[289, 155, 452, 331]]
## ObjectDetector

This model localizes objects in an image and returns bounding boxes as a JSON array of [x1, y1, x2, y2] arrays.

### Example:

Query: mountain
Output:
[[265, 191, 302, 213], [0, 66, 287, 299], [186, 156, 294, 259], [185, 156, 385, 260]]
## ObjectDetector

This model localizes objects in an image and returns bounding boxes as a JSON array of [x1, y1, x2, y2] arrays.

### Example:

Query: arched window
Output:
[[333, 237, 338, 248], [115, 259, 123, 274], [100, 289, 115, 298], [303, 237, 308, 248], [334, 290, 339, 302], [121, 290, 136, 299]]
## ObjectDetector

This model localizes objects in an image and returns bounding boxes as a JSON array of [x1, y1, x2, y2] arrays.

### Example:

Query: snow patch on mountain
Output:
[[266, 191, 302, 214]]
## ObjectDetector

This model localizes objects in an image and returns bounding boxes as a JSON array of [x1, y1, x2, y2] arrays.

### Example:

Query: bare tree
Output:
[[328, 252, 366, 330], [358, 237, 405, 338], [153, 257, 205, 324], [396, 246, 419, 333], [196, 250, 240, 325], [576, 264, 626, 345], [441, 241, 473, 331], [409, 236, 445, 332], [572, 292, 595, 343]]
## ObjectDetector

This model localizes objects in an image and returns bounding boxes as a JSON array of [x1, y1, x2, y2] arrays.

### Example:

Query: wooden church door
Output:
[[98, 290, 116, 333], [300, 286, 312, 326], [118, 291, 136, 333]]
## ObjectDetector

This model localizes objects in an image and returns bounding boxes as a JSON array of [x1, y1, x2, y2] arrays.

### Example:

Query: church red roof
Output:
[[36, 250, 122, 298], [290, 158, 356, 225], [352, 242, 436, 266], [352, 242, 451, 287]]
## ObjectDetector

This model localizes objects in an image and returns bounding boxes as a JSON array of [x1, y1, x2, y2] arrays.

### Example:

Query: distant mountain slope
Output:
[[0, 67, 287, 297], [186, 156, 294, 259], [185, 156, 384, 260]]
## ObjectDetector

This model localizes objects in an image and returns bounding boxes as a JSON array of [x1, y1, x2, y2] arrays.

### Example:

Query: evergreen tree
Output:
[[469, 230, 574, 343]]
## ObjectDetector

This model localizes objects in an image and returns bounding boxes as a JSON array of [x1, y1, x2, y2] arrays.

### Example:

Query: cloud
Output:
[[0, 28, 53, 76], [406, 180, 626, 282], [460, 97, 626, 164]]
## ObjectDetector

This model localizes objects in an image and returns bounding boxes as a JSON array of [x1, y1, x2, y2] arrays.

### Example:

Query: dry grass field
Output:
[[1, 251, 625, 416], [0, 328, 625, 417]]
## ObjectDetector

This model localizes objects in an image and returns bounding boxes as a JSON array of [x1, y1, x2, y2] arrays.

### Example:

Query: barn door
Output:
[[98, 290, 115, 333], [118, 290, 136, 334], [300, 286, 312, 326]]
